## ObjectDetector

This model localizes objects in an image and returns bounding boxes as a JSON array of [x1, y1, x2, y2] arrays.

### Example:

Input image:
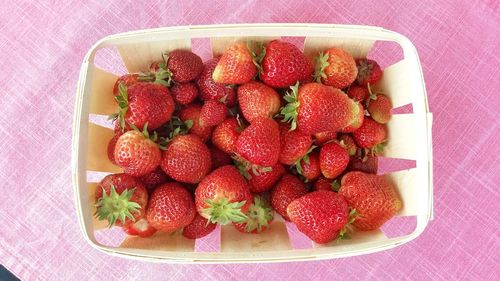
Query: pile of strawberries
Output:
[[94, 39, 402, 244]]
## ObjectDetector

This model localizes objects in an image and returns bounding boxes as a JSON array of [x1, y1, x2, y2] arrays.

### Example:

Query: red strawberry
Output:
[[270, 174, 308, 221], [352, 117, 387, 149], [346, 153, 378, 174], [281, 82, 358, 135], [287, 191, 350, 244], [114, 127, 161, 177], [113, 74, 140, 96], [179, 104, 213, 142], [171, 82, 198, 105], [319, 142, 349, 179], [313, 177, 340, 192], [114, 82, 174, 130], [347, 85, 369, 102], [161, 134, 211, 184], [260, 40, 314, 88], [339, 102, 365, 133], [209, 145, 232, 169], [165, 50, 203, 83], [107, 132, 122, 165], [196, 57, 236, 107], [314, 131, 337, 145], [195, 165, 252, 225], [200, 100, 227, 127], [368, 93, 392, 124], [123, 218, 157, 238], [211, 117, 243, 154], [236, 117, 280, 168], [339, 134, 357, 156], [339, 171, 402, 230], [182, 213, 217, 239], [279, 123, 313, 166], [247, 163, 286, 193], [234, 195, 274, 234], [314, 48, 357, 89], [297, 152, 321, 181], [94, 173, 148, 227], [237, 81, 281, 123], [146, 182, 196, 233], [213, 43, 257, 84], [138, 167, 169, 192], [356, 58, 383, 86]]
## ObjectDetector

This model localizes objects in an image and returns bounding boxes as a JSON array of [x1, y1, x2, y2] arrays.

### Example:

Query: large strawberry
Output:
[[182, 213, 217, 239], [151, 50, 203, 83], [281, 82, 358, 134], [339, 172, 402, 230], [114, 126, 161, 176], [196, 56, 236, 107], [319, 141, 349, 179], [260, 40, 314, 88], [123, 218, 157, 238], [356, 58, 382, 86], [237, 81, 281, 123], [200, 100, 227, 127], [195, 165, 252, 225], [170, 82, 198, 105], [138, 167, 169, 192], [287, 191, 350, 244], [161, 134, 211, 184], [146, 182, 196, 233], [367, 93, 392, 124], [234, 195, 274, 234], [314, 48, 357, 89], [247, 163, 286, 193], [279, 123, 313, 165], [211, 117, 243, 154], [179, 104, 213, 142], [235, 117, 280, 168], [352, 117, 387, 150], [270, 174, 308, 221], [212, 43, 257, 84], [94, 173, 148, 227]]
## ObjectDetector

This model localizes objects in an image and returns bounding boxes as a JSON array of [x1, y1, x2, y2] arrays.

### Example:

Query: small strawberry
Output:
[[234, 195, 274, 234], [287, 191, 351, 244], [200, 100, 227, 127], [94, 173, 148, 227], [107, 132, 122, 165], [196, 56, 236, 107], [368, 93, 392, 124], [313, 177, 340, 192], [182, 213, 217, 239], [138, 167, 169, 192], [195, 165, 252, 225], [339, 171, 402, 230], [347, 85, 369, 102], [209, 145, 233, 169], [314, 131, 337, 146], [352, 117, 387, 149], [170, 82, 199, 105], [213, 43, 257, 84], [297, 152, 321, 182], [114, 125, 161, 176], [123, 218, 157, 238], [339, 134, 357, 156], [179, 104, 213, 142], [247, 163, 286, 193], [160, 50, 203, 83], [314, 48, 358, 89], [260, 40, 314, 88], [279, 123, 313, 166], [161, 134, 211, 184], [339, 102, 365, 133], [236, 117, 280, 168], [270, 174, 308, 221], [146, 182, 196, 233], [356, 58, 382, 86], [237, 81, 281, 123], [211, 117, 243, 154], [112, 74, 140, 96], [319, 142, 349, 179], [346, 153, 378, 174]]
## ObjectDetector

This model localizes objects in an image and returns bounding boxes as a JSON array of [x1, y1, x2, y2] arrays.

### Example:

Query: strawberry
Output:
[[138, 167, 169, 192], [234, 195, 274, 234], [236, 117, 281, 168], [179, 104, 213, 142], [94, 173, 148, 227], [297, 152, 321, 181], [319, 142, 349, 179], [122, 218, 157, 238], [247, 163, 286, 193], [212, 43, 257, 84], [347, 85, 369, 102], [352, 117, 387, 149], [161, 134, 211, 184], [113, 74, 140, 96], [260, 40, 314, 88], [281, 82, 358, 134], [270, 174, 308, 221], [314, 131, 337, 145], [314, 48, 357, 89], [339, 134, 357, 156], [195, 165, 252, 225], [182, 213, 217, 239], [313, 177, 340, 192], [170, 82, 198, 105], [339, 171, 402, 230], [146, 182, 196, 233], [163, 50, 203, 83], [237, 81, 281, 123], [200, 100, 227, 127], [368, 93, 392, 124], [107, 132, 122, 165], [287, 191, 350, 244], [114, 126, 161, 176], [356, 58, 382, 86], [113, 82, 174, 131], [279, 123, 313, 166], [211, 117, 243, 154], [209, 145, 233, 169], [196, 57, 236, 107], [346, 153, 378, 174], [339, 102, 365, 133]]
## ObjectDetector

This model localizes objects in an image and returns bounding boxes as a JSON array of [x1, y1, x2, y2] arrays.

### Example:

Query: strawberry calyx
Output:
[[240, 196, 273, 233], [313, 52, 330, 83], [112, 82, 129, 131], [293, 145, 317, 176], [280, 82, 300, 131], [337, 208, 358, 240], [156, 117, 193, 149], [94, 185, 141, 227], [201, 198, 248, 225], [248, 40, 266, 77], [232, 154, 272, 180]]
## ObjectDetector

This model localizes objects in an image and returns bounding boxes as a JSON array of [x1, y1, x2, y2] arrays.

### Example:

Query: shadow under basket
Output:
[[72, 24, 433, 263]]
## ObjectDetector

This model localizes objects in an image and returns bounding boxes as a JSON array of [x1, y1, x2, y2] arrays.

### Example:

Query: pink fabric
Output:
[[1, 0, 499, 280]]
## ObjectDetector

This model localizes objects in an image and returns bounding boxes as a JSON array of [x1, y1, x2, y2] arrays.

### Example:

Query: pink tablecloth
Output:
[[1, 1, 499, 280]]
